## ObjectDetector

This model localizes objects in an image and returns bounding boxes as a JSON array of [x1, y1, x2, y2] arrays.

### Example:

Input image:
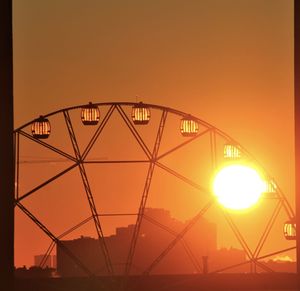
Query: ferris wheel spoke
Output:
[[40, 216, 95, 267], [209, 129, 218, 170], [157, 128, 211, 161], [253, 200, 283, 258], [124, 110, 168, 277], [16, 201, 94, 276], [155, 161, 210, 195], [221, 210, 274, 272], [142, 200, 214, 275], [16, 163, 78, 203], [115, 104, 152, 160], [255, 246, 297, 262], [18, 129, 77, 162], [222, 210, 253, 259], [275, 185, 295, 220], [63, 110, 114, 276], [143, 214, 202, 273], [82, 104, 115, 160]]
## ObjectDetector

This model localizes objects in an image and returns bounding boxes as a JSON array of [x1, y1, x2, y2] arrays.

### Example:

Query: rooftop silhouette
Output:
[[56, 208, 248, 276]]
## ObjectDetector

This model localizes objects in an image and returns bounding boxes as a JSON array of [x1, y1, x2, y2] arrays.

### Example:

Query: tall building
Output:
[[34, 254, 52, 268]]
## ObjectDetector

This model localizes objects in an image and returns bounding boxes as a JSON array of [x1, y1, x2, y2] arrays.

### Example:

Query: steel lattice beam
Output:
[[155, 161, 209, 194], [222, 210, 274, 273], [143, 200, 214, 275], [63, 111, 114, 275], [253, 200, 283, 258], [39, 216, 94, 268], [210, 129, 217, 170], [16, 202, 93, 276], [82, 104, 115, 159], [116, 104, 152, 160], [143, 214, 202, 273], [156, 128, 211, 161], [18, 129, 77, 162], [16, 163, 78, 203], [124, 110, 168, 276]]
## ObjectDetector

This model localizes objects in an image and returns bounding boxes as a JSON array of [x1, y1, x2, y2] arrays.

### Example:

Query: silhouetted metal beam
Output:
[[63, 111, 114, 275], [0, 0, 14, 289], [125, 110, 168, 276]]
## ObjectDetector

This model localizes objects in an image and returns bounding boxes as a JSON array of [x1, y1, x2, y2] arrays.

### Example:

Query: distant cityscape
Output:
[[15, 208, 296, 278]]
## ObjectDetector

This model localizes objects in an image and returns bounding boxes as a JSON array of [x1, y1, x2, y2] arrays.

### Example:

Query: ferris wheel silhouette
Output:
[[14, 101, 296, 277]]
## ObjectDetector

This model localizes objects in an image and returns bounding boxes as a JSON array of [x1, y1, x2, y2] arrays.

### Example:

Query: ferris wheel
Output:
[[14, 101, 296, 278]]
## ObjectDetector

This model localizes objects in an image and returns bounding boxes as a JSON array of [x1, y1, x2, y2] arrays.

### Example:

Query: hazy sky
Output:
[[14, 0, 294, 179], [13, 0, 294, 268]]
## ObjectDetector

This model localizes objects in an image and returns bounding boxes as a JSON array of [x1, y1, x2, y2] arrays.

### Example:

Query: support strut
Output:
[[64, 111, 114, 275], [125, 110, 168, 275]]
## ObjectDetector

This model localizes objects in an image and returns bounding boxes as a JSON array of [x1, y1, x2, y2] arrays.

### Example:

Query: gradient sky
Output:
[[13, 0, 294, 268]]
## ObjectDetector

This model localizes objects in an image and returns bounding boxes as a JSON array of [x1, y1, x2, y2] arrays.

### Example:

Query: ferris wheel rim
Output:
[[14, 101, 294, 214]]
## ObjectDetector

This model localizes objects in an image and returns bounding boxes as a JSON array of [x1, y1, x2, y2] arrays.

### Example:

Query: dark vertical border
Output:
[[0, 0, 14, 289]]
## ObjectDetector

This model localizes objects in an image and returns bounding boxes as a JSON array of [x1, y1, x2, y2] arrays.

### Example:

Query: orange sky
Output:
[[13, 0, 294, 269]]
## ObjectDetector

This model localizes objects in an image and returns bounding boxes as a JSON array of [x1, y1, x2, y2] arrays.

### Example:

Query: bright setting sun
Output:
[[213, 164, 265, 210]]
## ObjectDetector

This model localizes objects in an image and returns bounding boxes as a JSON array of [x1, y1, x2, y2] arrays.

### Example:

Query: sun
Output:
[[213, 164, 265, 210]]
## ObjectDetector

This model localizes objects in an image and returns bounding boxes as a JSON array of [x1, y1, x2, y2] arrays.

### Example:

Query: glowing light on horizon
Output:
[[272, 255, 293, 262], [213, 164, 265, 210]]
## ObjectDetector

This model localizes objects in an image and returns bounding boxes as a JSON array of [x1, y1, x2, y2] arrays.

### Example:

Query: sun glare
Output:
[[213, 164, 265, 210]]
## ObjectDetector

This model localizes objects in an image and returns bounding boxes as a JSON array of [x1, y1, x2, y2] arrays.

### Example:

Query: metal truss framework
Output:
[[14, 102, 296, 278]]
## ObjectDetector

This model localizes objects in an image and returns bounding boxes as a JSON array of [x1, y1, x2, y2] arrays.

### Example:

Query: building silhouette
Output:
[[34, 254, 52, 268], [56, 208, 248, 276]]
